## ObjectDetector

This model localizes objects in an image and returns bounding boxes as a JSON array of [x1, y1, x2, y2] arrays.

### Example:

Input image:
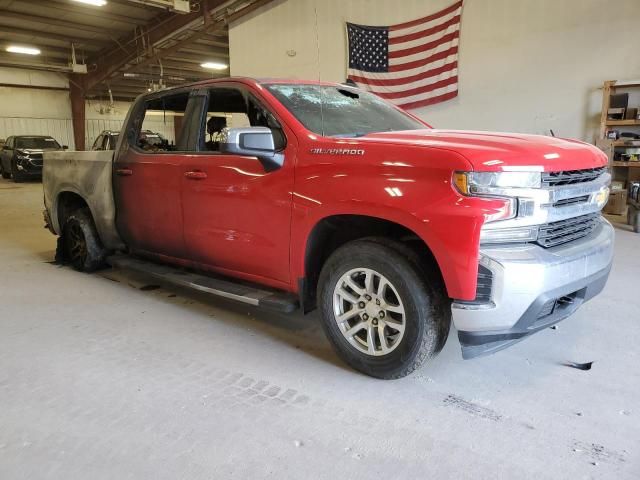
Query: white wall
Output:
[[0, 67, 143, 149], [0, 67, 75, 148], [229, 0, 640, 141]]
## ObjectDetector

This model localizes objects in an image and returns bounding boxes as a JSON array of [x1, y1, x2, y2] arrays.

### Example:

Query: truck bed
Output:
[[43, 150, 123, 250]]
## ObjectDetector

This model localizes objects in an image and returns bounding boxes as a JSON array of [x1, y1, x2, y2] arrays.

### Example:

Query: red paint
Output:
[[113, 78, 609, 302]]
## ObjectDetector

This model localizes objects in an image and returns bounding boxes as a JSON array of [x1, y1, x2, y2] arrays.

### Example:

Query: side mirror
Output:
[[220, 127, 283, 171], [62, 145, 69, 150]]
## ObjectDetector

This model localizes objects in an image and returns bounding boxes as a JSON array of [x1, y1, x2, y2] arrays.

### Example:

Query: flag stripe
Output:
[[397, 90, 459, 110], [373, 75, 458, 100], [348, 60, 457, 88], [389, 0, 463, 31], [389, 38, 458, 67], [389, 45, 458, 72], [389, 14, 461, 46], [393, 83, 458, 106], [389, 30, 459, 60]]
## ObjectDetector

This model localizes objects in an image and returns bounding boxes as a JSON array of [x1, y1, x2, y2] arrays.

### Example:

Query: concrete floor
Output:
[[0, 180, 638, 479]]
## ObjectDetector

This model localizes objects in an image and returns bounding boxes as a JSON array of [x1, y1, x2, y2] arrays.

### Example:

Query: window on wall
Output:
[[136, 92, 191, 152]]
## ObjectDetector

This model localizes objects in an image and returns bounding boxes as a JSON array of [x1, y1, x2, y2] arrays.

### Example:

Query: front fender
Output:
[[290, 145, 508, 301]]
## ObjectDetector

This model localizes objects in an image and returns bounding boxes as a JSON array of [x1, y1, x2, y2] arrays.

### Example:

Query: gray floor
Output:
[[0, 181, 638, 480]]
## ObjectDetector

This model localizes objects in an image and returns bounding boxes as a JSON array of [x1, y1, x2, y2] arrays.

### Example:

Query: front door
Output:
[[113, 90, 201, 260], [180, 86, 295, 285]]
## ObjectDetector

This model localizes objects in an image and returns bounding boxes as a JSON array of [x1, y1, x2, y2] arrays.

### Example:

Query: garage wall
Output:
[[229, 0, 640, 141], [0, 67, 75, 148], [0, 67, 168, 149]]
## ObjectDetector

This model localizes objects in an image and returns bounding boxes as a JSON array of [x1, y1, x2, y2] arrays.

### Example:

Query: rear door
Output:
[[113, 90, 202, 260], [180, 85, 296, 285]]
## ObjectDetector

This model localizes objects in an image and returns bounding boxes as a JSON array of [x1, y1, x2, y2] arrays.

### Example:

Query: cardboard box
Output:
[[603, 189, 628, 215], [611, 180, 625, 191]]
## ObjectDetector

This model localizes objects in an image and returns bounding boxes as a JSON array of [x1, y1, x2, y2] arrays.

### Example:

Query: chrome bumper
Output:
[[452, 217, 614, 358]]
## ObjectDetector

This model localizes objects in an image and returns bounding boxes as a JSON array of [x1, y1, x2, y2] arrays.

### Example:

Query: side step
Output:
[[106, 254, 299, 314]]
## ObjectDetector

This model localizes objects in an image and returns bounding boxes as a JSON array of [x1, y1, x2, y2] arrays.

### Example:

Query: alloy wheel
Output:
[[332, 268, 406, 356]]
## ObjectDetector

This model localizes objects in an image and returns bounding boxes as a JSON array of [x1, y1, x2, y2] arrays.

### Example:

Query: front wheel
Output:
[[317, 239, 450, 379], [62, 208, 107, 272]]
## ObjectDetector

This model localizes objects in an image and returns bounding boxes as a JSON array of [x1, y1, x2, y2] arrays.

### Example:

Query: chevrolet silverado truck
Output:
[[42, 78, 614, 379]]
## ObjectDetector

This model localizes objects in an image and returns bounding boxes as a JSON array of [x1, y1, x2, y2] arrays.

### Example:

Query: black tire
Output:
[[62, 208, 107, 272], [11, 160, 24, 183], [0, 161, 10, 179], [317, 238, 450, 379]]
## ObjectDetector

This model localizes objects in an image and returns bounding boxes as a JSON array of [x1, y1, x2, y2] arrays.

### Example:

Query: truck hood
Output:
[[362, 129, 607, 172], [18, 148, 60, 155]]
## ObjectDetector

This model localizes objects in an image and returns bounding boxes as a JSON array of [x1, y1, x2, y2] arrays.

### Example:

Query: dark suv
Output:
[[1, 135, 66, 182]]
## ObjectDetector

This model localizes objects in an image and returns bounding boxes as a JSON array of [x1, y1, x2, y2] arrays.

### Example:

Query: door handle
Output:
[[116, 168, 133, 176], [184, 171, 208, 180]]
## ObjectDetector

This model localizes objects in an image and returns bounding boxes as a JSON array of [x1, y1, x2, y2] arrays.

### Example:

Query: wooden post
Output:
[[599, 80, 615, 140], [69, 75, 86, 151]]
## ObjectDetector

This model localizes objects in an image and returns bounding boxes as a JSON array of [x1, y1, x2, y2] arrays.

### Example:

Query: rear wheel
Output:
[[317, 238, 449, 379], [62, 208, 107, 272]]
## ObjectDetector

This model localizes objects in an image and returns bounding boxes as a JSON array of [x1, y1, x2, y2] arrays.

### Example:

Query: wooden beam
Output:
[[70, 78, 86, 150]]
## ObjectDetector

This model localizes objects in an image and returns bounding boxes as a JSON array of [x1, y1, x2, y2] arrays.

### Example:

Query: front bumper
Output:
[[15, 158, 43, 176], [452, 217, 614, 359]]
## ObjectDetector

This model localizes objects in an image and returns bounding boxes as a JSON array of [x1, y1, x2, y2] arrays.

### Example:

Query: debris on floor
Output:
[[564, 361, 594, 371]]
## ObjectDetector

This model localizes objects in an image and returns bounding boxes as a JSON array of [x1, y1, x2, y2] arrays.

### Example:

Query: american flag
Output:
[[347, 1, 463, 110]]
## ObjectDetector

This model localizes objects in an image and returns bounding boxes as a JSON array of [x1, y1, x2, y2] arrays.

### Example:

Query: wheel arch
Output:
[[55, 190, 94, 233], [299, 213, 447, 313]]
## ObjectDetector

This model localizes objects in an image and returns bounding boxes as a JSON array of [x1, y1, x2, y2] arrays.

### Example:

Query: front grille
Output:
[[536, 213, 600, 248], [553, 195, 589, 207], [29, 159, 43, 166], [541, 167, 606, 186]]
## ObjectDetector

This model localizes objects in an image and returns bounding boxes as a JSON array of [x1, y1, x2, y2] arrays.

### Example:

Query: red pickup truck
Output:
[[43, 78, 614, 379]]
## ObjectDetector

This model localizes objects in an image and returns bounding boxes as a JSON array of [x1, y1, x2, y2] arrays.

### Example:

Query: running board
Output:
[[106, 254, 299, 313]]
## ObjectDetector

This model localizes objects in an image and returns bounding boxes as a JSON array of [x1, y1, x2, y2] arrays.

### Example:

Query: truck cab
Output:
[[42, 77, 614, 378]]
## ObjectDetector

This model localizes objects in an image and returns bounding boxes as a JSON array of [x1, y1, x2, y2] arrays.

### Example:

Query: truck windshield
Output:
[[16, 137, 60, 149], [266, 84, 426, 138]]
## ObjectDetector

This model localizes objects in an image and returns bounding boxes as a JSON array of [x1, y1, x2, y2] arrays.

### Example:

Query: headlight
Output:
[[453, 171, 541, 224], [453, 171, 541, 195], [16, 154, 30, 161]]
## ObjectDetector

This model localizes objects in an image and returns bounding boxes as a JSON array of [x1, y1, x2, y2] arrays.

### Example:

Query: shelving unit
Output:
[[599, 80, 640, 228]]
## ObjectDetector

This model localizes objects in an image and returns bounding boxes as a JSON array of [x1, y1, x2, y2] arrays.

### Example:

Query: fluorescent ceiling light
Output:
[[72, 0, 107, 6], [201, 62, 228, 70], [6, 46, 41, 55]]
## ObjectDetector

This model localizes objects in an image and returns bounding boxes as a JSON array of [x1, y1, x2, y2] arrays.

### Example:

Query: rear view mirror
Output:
[[220, 127, 283, 171]]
